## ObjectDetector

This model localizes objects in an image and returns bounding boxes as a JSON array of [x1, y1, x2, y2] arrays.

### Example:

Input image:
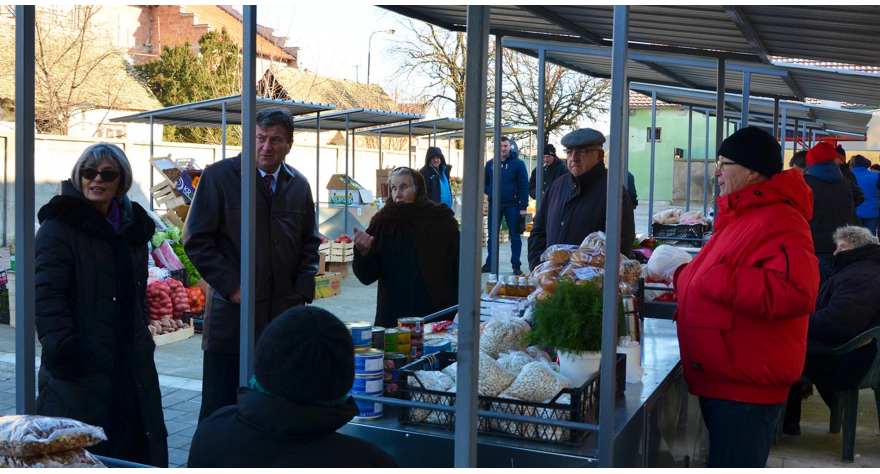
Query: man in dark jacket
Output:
[[527, 128, 635, 271], [803, 143, 858, 283], [483, 136, 530, 275], [419, 146, 453, 208], [188, 306, 397, 468], [528, 144, 569, 200], [835, 146, 865, 222], [183, 107, 322, 422]]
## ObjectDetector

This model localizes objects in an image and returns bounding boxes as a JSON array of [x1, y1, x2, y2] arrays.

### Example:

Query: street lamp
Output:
[[367, 29, 395, 84]]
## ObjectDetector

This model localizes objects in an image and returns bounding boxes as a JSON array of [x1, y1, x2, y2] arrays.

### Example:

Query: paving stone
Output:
[[164, 420, 193, 436], [162, 408, 189, 422], [166, 433, 192, 450], [176, 425, 197, 439], [167, 448, 190, 468], [173, 410, 200, 425]]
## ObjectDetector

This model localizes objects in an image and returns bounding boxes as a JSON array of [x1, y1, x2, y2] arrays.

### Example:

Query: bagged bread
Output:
[[580, 231, 606, 250], [0, 448, 105, 468], [652, 208, 682, 225], [619, 259, 643, 285], [0, 415, 106, 458], [540, 245, 579, 264], [570, 246, 605, 268]]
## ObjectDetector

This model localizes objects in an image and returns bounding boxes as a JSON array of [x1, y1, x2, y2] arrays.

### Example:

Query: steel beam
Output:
[[687, 106, 693, 211], [648, 91, 657, 238], [773, 98, 780, 153], [455, 8, 490, 468], [15, 4, 36, 415], [344, 116, 350, 234], [239, 5, 257, 387], [741, 71, 751, 125], [793, 118, 799, 154], [408, 120, 413, 167], [380, 6, 462, 32], [490, 34, 502, 275], [780, 106, 788, 160], [704, 111, 710, 216], [222, 102, 227, 160], [639, 61, 699, 89], [519, 6, 604, 45], [714, 59, 725, 218], [149, 116, 155, 210], [781, 73, 808, 102], [723, 6, 772, 63], [536, 49, 546, 212], [316, 112, 321, 224], [599, 6, 628, 468]]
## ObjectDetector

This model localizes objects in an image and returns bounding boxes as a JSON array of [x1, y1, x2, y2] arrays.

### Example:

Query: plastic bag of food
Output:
[[531, 261, 563, 276], [540, 244, 580, 264], [558, 263, 585, 282], [580, 231, 606, 250], [0, 448, 106, 468], [500, 360, 571, 403], [527, 288, 548, 302], [570, 246, 605, 268], [534, 393, 572, 442], [497, 350, 537, 377], [409, 370, 455, 422], [147, 267, 171, 286], [441, 362, 457, 381], [488, 393, 538, 437], [571, 266, 604, 285], [652, 208, 682, 225], [480, 313, 531, 358], [0, 415, 106, 458], [526, 346, 552, 362], [425, 385, 455, 426], [679, 210, 709, 226], [150, 241, 184, 271], [477, 352, 515, 397], [646, 245, 692, 283], [619, 259, 643, 285]]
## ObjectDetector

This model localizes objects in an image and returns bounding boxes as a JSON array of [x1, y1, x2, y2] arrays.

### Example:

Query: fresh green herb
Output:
[[171, 243, 201, 286]]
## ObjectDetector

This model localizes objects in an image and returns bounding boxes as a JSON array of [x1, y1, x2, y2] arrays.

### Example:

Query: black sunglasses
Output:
[[81, 167, 120, 182]]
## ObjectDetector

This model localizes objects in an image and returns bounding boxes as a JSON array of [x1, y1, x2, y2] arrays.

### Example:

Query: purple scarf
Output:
[[106, 200, 121, 232]]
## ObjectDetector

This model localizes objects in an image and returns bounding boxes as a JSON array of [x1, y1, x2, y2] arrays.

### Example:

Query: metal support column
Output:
[[239, 5, 258, 387], [490, 34, 503, 274], [315, 112, 321, 223], [408, 120, 413, 168], [599, 6, 629, 468], [15, 4, 36, 414], [433, 123, 438, 146], [149, 116, 155, 210], [344, 116, 350, 235], [811, 130, 817, 149], [802, 122, 808, 151], [686, 106, 693, 211], [704, 111, 710, 216], [352, 131, 357, 180], [456, 8, 490, 467], [773, 98, 780, 162], [741, 72, 750, 126], [714, 59, 725, 217], [536, 48, 546, 212], [378, 131, 383, 169], [648, 91, 657, 237], [793, 119, 799, 154], [780, 106, 788, 160], [222, 102, 227, 160]]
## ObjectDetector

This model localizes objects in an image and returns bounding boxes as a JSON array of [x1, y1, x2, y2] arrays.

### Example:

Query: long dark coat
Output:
[[527, 163, 635, 271], [35, 181, 167, 467], [183, 154, 322, 353]]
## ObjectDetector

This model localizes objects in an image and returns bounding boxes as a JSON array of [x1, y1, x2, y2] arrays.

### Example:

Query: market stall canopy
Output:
[[382, 6, 880, 67], [432, 124, 537, 140], [111, 95, 336, 127], [356, 117, 465, 137], [630, 83, 872, 138], [292, 108, 424, 131]]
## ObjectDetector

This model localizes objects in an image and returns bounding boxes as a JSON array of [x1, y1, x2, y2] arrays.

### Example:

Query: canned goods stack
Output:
[[371, 326, 385, 351], [348, 322, 383, 420], [384, 328, 399, 353], [346, 321, 373, 349], [383, 352, 408, 397], [396, 328, 411, 362], [398, 317, 425, 362]]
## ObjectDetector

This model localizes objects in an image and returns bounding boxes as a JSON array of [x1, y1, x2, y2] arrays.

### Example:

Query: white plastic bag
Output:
[[0, 415, 106, 458], [480, 313, 530, 359], [409, 371, 454, 422], [500, 360, 570, 403], [652, 209, 682, 225], [477, 352, 515, 397], [646, 245, 692, 283]]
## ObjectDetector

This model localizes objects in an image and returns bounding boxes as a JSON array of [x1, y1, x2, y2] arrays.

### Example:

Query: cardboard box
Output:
[[176, 170, 202, 204], [326, 174, 374, 206], [317, 252, 327, 275], [325, 261, 350, 278], [376, 168, 394, 199], [315, 272, 342, 299]]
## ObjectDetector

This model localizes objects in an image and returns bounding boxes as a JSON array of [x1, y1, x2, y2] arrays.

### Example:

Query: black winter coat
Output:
[[188, 388, 397, 468], [183, 154, 322, 353], [804, 162, 859, 253], [842, 164, 865, 225], [527, 163, 636, 271], [529, 157, 570, 200], [420, 162, 453, 205], [808, 244, 880, 355], [35, 181, 167, 467]]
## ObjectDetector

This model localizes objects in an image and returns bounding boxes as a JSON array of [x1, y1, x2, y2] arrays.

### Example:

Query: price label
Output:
[[572, 266, 603, 281]]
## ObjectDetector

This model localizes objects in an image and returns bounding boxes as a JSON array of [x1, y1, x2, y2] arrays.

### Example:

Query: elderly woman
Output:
[[35, 143, 168, 466], [783, 226, 880, 435], [352, 167, 459, 329], [673, 127, 819, 468]]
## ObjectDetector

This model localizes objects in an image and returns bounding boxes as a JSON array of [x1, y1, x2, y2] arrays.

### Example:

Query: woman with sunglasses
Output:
[[34, 143, 168, 466]]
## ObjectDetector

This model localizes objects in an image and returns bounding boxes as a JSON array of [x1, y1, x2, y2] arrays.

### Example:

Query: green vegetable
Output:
[[164, 226, 182, 244], [151, 232, 167, 249], [171, 243, 201, 286]]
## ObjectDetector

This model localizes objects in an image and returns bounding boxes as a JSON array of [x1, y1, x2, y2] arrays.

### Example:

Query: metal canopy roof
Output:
[[292, 108, 423, 131], [356, 117, 465, 137], [432, 124, 537, 140], [111, 95, 335, 128], [773, 62, 880, 107], [383, 6, 880, 67]]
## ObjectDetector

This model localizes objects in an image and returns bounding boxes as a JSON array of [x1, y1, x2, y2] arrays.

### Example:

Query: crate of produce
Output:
[[169, 269, 189, 288], [651, 223, 705, 247], [397, 351, 625, 446]]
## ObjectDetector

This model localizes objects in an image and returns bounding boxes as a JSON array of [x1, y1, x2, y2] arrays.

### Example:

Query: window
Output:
[[646, 127, 662, 143], [99, 125, 126, 139]]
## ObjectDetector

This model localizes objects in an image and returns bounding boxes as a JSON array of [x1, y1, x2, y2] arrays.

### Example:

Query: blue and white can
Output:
[[354, 398, 384, 420], [423, 338, 452, 356], [350, 374, 383, 395], [354, 348, 385, 376], [346, 321, 373, 348]]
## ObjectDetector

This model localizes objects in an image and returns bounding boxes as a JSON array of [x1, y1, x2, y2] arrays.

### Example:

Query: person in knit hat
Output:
[[850, 154, 880, 235], [528, 143, 569, 200], [803, 142, 860, 284], [188, 306, 397, 468], [674, 127, 819, 467]]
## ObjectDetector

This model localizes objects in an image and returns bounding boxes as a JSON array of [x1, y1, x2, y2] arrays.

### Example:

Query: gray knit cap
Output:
[[560, 128, 606, 148]]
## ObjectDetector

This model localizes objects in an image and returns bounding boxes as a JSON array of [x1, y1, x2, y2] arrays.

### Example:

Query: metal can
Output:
[[385, 342, 397, 353], [410, 343, 424, 360], [353, 398, 384, 420], [350, 374, 383, 395], [398, 317, 424, 334], [423, 338, 452, 356], [397, 343, 411, 360], [384, 382, 399, 397], [384, 328, 399, 345], [346, 321, 373, 348], [372, 341, 385, 351], [383, 352, 408, 370], [409, 332, 425, 345], [372, 326, 385, 345], [354, 348, 384, 376], [383, 369, 399, 383], [396, 328, 411, 344]]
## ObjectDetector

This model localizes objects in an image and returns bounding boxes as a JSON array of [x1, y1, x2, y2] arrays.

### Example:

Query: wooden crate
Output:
[[153, 326, 194, 346], [162, 204, 190, 228]]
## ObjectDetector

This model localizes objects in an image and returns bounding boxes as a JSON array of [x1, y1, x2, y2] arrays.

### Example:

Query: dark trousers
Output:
[[199, 351, 241, 423], [485, 204, 524, 267], [699, 397, 783, 468]]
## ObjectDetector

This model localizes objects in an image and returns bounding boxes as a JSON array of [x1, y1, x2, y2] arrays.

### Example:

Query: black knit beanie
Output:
[[254, 306, 354, 402], [717, 126, 782, 177]]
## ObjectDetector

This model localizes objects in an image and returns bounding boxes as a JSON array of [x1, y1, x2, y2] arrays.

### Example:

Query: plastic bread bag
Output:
[[0, 448, 106, 468], [409, 370, 455, 422], [619, 259, 643, 285], [0, 415, 106, 458], [540, 244, 580, 264], [646, 245, 692, 283], [479, 313, 531, 359], [579, 231, 606, 250], [531, 261, 563, 276], [525, 345, 553, 363], [570, 246, 605, 268], [558, 263, 585, 282], [652, 208, 682, 225]]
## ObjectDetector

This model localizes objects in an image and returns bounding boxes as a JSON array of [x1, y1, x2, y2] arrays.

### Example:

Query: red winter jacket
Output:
[[674, 170, 820, 404]]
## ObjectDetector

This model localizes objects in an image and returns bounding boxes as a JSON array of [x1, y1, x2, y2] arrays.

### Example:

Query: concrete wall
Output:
[[1, 133, 463, 245]]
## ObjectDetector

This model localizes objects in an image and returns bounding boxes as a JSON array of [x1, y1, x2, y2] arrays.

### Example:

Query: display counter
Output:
[[340, 318, 707, 468], [317, 203, 378, 238]]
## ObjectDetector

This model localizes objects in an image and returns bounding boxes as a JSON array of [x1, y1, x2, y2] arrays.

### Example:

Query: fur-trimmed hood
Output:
[[38, 180, 155, 247]]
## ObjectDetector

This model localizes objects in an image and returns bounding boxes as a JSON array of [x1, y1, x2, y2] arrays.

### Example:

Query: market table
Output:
[[340, 318, 707, 468]]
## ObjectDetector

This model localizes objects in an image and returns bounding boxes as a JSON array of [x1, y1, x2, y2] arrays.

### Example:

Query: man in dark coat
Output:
[[783, 226, 880, 435], [803, 143, 859, 283], [527, 128, 636, 271], [529, 144, 569, 200], [183, 107, 322, 422], [835, 146, 865, 223], [188, 306, 397, 468], [483, 136, 530, 275], [35, 180, 167, 466], [419, 146, 454, 208]]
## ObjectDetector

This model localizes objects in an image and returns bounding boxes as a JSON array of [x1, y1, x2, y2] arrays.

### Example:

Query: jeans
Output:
[[485, 204, 523, 267], [699, 397, 783, 468], [862, 217, 878, 236]]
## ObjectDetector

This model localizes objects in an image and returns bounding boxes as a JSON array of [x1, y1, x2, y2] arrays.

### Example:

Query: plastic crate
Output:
[[397, 351, 626, 445], [0, 289, 9, 325], [651, 223, 705, 247], [169, 269, 189, 288], [183, 310, 204, 333]]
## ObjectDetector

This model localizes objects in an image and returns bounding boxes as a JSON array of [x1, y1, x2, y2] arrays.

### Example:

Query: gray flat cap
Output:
[[560, 128, 606, 148]]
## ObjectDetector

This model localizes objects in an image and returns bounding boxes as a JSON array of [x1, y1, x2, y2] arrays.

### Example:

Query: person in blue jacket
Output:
[[483, 136, 529, 275], [419, 147, 454, 209], [852, 154, 880, 235]]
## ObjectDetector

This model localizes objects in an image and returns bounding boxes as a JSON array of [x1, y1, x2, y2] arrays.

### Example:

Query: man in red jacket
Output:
[[673, 127, 820, 468]]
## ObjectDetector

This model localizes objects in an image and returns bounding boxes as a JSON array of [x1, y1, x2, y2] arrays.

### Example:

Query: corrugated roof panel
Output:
[[780, 65, 880, 106], [110, 96, 335, 127], [357, 118, 466, 137], [293, 108, 424, 131]]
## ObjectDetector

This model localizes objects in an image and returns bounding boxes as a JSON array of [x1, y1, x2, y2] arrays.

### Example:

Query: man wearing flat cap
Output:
[[673, 127, 819, 468], [527, 128, 635, 271]]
